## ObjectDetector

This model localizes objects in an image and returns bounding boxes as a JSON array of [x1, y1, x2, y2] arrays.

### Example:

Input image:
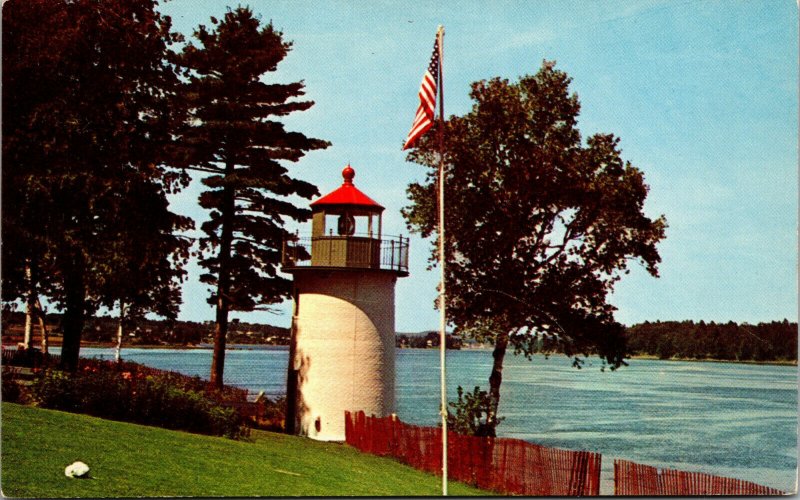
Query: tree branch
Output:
[[184, 165, 223, 174]]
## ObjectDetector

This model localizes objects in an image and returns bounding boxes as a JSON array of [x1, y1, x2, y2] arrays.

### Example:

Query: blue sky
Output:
[[158, 0, 798, 331]]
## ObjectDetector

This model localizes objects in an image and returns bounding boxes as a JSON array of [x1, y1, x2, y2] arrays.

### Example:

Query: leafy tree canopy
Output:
[[403, 61, 667, 432], [2, 0, 190, 369]]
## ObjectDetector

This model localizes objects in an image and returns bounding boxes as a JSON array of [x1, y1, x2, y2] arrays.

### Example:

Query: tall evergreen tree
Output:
[[176, 8, 330, 388], [2, 0, 189, 370]]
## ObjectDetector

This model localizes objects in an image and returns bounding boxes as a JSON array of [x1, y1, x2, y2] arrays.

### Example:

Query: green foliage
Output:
[[2, 403, 489, 497], [625, 320, 797, 362], [396, 331, 462, 349], [258, 395, 289, 432], [2, 0, 190, 370], [91, 175, 192, 323], [28, 362, 246, 439], [174, 7, 329, 387], [177, 8, 329, 313], [447, 386, 503, 437], [404, 62, 666, 366], [403, 61, 666, 425], [2, 310, 293, 346], [1, 366, 24, 404]]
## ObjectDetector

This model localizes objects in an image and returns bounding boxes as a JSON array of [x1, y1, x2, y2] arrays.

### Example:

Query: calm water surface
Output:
[[71, 346, 797, 492]]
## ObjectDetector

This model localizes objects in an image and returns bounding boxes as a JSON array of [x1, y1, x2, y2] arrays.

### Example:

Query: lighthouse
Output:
[[281, 164, 409, 441]]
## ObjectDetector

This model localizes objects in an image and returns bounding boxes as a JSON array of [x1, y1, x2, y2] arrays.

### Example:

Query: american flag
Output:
[[403, 36, 440, 150]]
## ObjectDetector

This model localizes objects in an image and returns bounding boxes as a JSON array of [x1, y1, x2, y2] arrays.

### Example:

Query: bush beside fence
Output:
[[344, 410, 601, 496], [614, 458, 784, 496]]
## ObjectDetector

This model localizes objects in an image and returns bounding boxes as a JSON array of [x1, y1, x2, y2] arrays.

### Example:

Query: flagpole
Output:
[[435, 24, 448, 497]]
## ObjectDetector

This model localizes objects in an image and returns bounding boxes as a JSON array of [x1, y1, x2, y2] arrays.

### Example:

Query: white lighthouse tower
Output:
[[281, 164, 409, 441]]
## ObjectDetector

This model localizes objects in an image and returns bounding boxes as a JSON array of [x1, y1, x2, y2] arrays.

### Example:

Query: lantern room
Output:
[[311, 164, 383, 238], [282, 165, 408, 275]]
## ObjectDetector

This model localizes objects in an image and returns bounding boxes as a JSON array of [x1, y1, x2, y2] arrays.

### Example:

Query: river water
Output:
[[65, 346, 796, 492]]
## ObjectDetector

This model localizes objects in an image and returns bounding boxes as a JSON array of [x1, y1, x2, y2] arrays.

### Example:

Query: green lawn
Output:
[[1, 403, 489, 497]]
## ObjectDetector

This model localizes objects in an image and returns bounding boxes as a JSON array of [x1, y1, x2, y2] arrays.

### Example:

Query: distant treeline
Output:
[[396, 331, 462, 349], [624, 320, 797, 362], [1, 311, 290, 346], [4, 310, 796, 361]]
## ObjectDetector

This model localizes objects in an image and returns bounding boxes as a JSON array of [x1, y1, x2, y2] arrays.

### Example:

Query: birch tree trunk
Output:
[[115, 301, 126, 363], [22, 261, 35, 349], [36, 298, 49, 354]]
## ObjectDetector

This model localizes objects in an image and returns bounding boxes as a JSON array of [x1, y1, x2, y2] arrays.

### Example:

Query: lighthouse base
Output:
[[286, 268, 397, 441]]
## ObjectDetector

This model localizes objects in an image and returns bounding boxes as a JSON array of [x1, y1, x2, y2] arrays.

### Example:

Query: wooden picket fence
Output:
[[344, 411, 601, 496], [614, 458, 785, 496]]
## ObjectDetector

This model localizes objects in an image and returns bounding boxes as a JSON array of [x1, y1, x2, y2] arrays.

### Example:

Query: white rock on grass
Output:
[[64, 461, 90, 478]]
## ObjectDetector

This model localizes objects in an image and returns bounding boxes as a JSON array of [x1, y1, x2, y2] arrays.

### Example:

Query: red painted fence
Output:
[[344, 411, 601, 496], [614, 459, 784, 496]]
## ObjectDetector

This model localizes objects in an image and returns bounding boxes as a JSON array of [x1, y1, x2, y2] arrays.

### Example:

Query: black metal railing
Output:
[[282, 234, 409, 273]]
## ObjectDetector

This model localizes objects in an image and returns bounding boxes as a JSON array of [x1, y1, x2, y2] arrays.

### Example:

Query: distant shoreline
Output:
[[627, 354, 797, 367], [5, 341, 795, 366], [3, 341, 204, 351]]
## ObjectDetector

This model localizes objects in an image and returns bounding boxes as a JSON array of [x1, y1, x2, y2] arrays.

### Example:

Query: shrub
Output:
[[255, 395, 286, 432], [29, 361, 248, 439], [30, 370, 78, 410], [1, 366, 24, 403], [447, 385, 503, 437]]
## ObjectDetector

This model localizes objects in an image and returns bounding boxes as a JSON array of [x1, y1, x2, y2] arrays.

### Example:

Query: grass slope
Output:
[[1, 403, 488, 497]]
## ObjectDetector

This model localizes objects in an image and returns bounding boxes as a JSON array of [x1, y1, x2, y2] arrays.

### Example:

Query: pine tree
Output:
[[176, 8, 330, 388]]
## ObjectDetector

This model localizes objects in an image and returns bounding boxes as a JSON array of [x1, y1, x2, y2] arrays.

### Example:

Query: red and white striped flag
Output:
[[403, 36, 440, 150]]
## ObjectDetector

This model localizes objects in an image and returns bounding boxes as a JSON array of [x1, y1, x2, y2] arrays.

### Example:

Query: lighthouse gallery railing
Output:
[[281, 234, 409, 273]]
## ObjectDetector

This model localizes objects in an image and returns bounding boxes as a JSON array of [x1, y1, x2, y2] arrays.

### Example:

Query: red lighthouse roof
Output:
[[310, 165, 384, 211]]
